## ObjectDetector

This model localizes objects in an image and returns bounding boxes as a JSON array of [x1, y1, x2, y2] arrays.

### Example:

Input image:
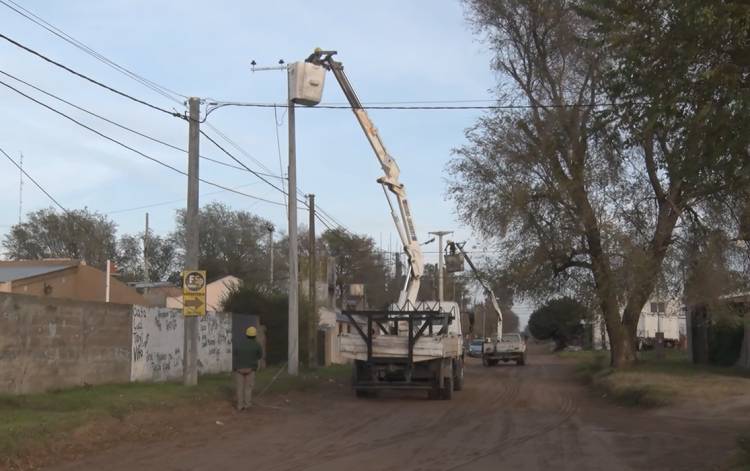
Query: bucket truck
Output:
[[303, 49, 464, 399], [445, 242, 526, 366]]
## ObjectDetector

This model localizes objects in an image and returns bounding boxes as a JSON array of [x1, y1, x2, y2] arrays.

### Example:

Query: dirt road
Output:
[[50, 351, 744, 471]]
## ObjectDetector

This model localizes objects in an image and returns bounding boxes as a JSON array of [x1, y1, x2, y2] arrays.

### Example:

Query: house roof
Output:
[[0, 261, 78, 283]]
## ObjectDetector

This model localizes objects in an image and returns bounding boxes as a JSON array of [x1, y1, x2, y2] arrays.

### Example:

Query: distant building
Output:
[[128, 281, 182, 307], [591, 297, 687, 350], [166, 275, 240, 312], [0, 259, 147, 305]]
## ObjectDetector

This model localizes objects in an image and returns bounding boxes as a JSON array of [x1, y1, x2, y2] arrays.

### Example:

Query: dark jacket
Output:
[[235, 337, 263, 370]]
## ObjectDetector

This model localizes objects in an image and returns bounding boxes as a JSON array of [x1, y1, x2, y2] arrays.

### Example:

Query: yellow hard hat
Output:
[[245, 326, 257, 337]]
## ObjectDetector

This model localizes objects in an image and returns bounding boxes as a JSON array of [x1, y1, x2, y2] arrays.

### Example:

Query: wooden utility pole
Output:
[[287, 72, 299, 376], [308, 194, 317, 368], [183, 97, 200, 386]]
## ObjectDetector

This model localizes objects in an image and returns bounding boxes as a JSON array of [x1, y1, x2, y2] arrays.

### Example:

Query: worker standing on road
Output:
[[234, 326, 263, 411]]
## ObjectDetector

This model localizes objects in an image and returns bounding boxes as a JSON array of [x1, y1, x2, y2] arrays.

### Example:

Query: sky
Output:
[[0, 1, 532, 324]]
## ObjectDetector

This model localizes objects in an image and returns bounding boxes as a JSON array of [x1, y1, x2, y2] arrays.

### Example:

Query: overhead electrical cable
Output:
[[0, 32, 182, 118], [0, 0, 186, 104], [0, 78, 285, 207], [0, 145, 67, 212], [205, 100, 627, 114], [0, 69, 285, 179]]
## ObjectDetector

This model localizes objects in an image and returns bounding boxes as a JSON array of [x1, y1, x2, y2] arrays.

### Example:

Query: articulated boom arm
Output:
[[448, 242, 503, 338], [306, 49, 423, 307]]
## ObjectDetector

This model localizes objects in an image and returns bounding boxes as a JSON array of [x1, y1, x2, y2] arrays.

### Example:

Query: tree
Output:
[[3, 208, 117, 269], [453, 0, 750, 366], [173, 203, 274, 285], [117, 231, 179, 283], [529, 297, 587, 350], [320, 228, 393, 308]]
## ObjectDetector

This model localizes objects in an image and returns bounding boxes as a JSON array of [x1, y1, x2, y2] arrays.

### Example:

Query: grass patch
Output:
[[560, 350, 750, 408], [0, 364, 350, 463]]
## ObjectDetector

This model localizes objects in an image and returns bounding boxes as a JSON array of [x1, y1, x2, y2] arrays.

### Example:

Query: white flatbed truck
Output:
[[303, 49, 465, 399]]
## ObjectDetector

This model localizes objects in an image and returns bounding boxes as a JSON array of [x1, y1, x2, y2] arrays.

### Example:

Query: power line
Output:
[[0, 78, 286, 207], [206, 100, 622, 113], [105, 182, 262, 215], [0, 68, 285, 179], [0, 145, 67, 212], [0, 32, 182, 118], [0, 0, 186, 104]]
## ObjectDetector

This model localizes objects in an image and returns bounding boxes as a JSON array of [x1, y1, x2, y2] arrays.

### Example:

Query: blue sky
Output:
[[0, 1, 531, 322]]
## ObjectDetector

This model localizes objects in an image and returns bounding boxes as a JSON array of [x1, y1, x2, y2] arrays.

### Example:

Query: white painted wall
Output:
[[131, 306, 232, 382]]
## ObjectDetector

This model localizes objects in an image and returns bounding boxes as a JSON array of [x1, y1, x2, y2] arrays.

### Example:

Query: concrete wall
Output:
[[131, 306, 232, 382], [0, 293, 132, 394]]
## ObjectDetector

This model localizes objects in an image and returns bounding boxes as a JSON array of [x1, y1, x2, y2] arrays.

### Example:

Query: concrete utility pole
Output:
[[428, 231, 453, 302], [308, 194, 317, 368], [144, 212, 150, 285], [287, 71, 299, 376], [266, 223, 274, 287], [18, 152, 23, 224], [183, 97, 200, 386]]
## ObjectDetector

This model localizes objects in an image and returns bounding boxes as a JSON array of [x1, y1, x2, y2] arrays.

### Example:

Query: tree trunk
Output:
[[737, 320, 750, 370], [609, 323, 638, 367]]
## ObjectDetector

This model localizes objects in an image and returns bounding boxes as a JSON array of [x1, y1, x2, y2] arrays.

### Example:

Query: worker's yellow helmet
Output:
[[245, 326, 257, 337]]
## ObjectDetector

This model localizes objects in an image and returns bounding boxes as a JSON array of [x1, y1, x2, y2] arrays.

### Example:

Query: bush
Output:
[[529, 297, 587, 350], [221, 284, 313, 365], [708, 319, 744, 366]]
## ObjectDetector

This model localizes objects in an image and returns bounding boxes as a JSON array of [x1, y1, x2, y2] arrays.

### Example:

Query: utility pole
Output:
[[266, 223, 274, 287], [428, 231, 453, 302], [308, 194, 317, 368], [143, 212, 150, 285], [287, 70, 299, 376], [18, 152, 23, 224], [105, 260, 111, 302], [183, 97, 200, 386]]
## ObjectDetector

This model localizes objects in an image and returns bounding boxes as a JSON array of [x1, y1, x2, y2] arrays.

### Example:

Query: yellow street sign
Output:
[[182, 270, 206, 316]]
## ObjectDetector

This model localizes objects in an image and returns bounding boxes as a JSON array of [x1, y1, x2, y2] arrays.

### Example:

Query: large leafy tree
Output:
[[117, 231, 179, 283], [173, 202, 275, 285], [453, 0, 750, 366], [321, 228, 393, 308], [3, 208, 117, 269], [529, 297, 588, 350]]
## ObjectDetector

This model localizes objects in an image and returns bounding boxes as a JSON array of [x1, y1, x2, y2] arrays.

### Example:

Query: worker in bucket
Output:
[[234, 326, 263, 410]]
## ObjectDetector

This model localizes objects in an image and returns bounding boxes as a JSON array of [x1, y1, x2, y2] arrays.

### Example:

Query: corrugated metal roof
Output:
[[0, 265, 74, 282]]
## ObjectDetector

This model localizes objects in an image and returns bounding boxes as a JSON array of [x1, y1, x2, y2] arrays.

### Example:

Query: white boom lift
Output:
[[303, 49, 464, 399], [445, 241, 503, 338], [305, 49, 424, 308]]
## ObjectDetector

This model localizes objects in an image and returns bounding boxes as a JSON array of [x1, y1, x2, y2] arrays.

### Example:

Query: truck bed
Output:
[[340, 333, 462, 362]]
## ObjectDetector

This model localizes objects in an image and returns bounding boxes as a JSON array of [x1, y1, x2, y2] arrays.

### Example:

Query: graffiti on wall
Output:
[[130, 306, 232, 382]]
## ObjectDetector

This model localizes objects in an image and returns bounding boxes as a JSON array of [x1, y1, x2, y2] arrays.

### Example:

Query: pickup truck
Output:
[[482, 333, 526, 366]]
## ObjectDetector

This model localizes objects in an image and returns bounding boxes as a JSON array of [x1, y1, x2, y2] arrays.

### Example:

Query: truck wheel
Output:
[[488, 359, 499, 366], [441, 376, 454, 400], [453, 359, 464, 391], [516, 356, 526, 366], [482, 356, 489, 367]]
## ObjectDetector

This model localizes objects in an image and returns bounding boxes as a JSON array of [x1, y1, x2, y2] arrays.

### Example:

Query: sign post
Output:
[[182, 270, 206, 317]]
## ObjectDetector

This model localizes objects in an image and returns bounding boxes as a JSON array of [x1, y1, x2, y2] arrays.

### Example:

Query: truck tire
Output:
[[516, 355, 526, 366], [482, 356, 489, 367], [488, 359, 499, 366], [453, 359, 464, 391], [441, 376, 454, 400]]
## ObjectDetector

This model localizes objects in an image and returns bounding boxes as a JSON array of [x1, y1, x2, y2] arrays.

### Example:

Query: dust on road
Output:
[[49, 351, 743, 471]]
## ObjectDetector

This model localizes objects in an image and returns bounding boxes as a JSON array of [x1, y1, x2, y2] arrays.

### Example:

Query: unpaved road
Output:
[[50, 351, 745, 471]]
